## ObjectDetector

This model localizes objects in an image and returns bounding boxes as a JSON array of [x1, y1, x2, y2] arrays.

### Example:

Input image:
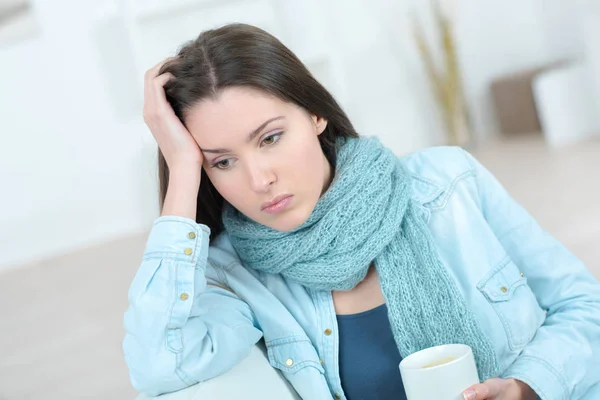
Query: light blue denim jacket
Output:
[[123, 147, 600, 400]]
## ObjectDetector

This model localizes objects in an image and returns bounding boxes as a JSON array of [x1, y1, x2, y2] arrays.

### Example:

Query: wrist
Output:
[[169, 161, 202, 176], [170, 163, 201, 182]]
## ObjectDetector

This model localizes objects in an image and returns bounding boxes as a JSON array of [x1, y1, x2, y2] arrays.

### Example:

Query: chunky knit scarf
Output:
[[222, 136, 499, 380]]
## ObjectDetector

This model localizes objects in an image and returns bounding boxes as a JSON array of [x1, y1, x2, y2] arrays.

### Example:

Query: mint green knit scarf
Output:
[[222, 137, 499, 380]]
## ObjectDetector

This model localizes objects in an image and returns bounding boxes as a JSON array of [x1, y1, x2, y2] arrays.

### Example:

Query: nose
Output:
[[246, 160, 276, 193]]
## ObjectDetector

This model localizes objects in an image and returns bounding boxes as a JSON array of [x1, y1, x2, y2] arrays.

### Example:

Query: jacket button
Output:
[[188, 232, 196, 239], [184, 248, 193, 256], [520, 272, 524, 277], [334, 394, 341, 399], [500, 286, 508, 293], [180, 293, 189, 301], [285, 358, 293, 366], [324, 328, 332, 336]]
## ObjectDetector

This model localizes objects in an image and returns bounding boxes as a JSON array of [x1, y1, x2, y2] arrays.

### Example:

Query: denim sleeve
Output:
[[461, 149, 600, 400], [123, 216, 263, 397]]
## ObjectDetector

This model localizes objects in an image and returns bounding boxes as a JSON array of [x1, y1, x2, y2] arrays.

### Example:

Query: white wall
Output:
[[360, 0, 584, 139], [456, 0, 553, 138], [0, 0, 592, 270], [0, 0, 157, 270], [317, 0, 446, 153], [581, 3, 600, 112], [457, 0, 599, 139]]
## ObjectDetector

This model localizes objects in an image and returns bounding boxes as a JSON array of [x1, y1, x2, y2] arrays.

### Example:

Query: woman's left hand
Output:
[[462, 378, 537, 400]]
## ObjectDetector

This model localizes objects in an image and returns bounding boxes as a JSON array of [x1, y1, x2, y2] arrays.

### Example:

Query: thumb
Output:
[[463, 378, 503, 399]]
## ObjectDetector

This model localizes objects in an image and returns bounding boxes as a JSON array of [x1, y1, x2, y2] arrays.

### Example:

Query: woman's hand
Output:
[[142, 57, 203, 171], [463, 378, 537, 400]]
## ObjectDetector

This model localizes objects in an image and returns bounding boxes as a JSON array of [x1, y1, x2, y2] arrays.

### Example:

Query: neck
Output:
[[320, 155, 334, 196]]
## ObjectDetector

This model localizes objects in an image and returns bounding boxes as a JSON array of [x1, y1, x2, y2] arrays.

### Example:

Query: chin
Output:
[[266, 208, 311, 232]]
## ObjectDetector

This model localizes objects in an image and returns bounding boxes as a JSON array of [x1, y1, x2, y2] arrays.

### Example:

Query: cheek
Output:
[[206, 172, 244, 206], [281, 139, 324, 185], [297, 137, 324, 169]]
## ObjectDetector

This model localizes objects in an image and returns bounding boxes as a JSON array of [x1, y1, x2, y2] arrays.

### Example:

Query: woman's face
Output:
[[185, 86, 331, 232]]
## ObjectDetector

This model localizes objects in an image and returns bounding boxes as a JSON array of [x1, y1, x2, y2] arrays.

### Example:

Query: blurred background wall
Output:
[[1, 0, 599, 271], [0, 1, 599, 399]]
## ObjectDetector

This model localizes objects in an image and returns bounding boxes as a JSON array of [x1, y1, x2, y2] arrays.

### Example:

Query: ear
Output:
[[311, 114, 328, 135]]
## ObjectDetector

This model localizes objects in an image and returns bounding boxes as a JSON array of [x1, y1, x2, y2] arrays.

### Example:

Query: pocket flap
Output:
[[266, 336, 324, 374], [477, 256, 526, 302]]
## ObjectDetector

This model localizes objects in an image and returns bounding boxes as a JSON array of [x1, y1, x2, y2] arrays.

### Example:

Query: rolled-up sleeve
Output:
[[123, 216, 262, 396]]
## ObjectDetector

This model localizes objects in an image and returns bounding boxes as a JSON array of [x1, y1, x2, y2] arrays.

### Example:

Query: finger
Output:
[[463, 383, 491, 400], [465, 378, 506, 400], [154, 72, 175, 88], [145, 73, 175, 120], [144, 57, 177, 98], [152, 73, 176, 114], [146, 56, 177, 79]]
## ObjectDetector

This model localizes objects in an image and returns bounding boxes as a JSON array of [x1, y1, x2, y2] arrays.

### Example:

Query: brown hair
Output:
[[158, 23, 358, 240]]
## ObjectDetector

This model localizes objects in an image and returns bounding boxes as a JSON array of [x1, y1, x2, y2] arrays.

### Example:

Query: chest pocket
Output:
[[477, 256, 546, 351], [266, 336, 325, 375]]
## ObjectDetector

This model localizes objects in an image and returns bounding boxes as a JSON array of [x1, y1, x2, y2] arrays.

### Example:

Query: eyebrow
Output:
[[200, 116, 285, 154]]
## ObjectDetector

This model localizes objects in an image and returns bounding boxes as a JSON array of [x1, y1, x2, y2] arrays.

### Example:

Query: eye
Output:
[[262, 132, 282, 146], [212, 158, 233, 170]]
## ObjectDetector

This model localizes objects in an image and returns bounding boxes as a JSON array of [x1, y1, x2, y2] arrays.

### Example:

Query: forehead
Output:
[[184, 87, 295, 146]]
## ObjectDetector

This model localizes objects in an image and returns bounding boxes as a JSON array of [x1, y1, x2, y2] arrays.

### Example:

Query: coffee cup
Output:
[[399, 344, 480, 400]]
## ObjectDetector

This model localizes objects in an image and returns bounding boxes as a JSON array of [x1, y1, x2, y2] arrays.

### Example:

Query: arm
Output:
[[123, 216, 263, 396], [127, 57, 262, 396], [461, 149, 600, 400]]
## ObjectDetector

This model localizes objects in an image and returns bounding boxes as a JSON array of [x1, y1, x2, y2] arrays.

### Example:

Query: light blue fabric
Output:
[[222, 137, 499, 380], [123, 144, 600, 400]]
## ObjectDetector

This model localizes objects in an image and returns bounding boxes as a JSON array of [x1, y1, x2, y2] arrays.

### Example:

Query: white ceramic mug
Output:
[[399, 344, 480, 400]]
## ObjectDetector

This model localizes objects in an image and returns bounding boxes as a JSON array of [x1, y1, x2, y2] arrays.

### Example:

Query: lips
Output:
[[261, 194, 293, 211]]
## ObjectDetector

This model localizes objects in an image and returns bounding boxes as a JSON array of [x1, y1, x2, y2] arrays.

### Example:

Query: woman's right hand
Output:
[[143, 58, 203, 171]]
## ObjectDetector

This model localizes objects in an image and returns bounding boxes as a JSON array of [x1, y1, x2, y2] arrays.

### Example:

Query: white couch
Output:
[[136, 341, 299, 400]]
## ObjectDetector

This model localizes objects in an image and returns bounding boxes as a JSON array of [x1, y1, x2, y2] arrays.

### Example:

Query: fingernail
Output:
[[463, 389, 476, 400]]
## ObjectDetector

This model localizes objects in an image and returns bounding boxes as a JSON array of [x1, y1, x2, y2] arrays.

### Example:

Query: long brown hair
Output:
[[158, 23, 358, 240]]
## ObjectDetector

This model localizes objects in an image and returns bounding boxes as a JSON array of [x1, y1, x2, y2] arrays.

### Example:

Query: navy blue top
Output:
[[336, 303, 407, 400]]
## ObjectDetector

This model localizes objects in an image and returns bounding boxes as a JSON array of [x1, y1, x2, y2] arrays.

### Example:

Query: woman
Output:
[[123, 24, 600, 400]]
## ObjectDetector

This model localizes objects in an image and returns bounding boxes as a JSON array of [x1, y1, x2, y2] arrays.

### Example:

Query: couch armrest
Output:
[[136, 342, 299, 400]]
